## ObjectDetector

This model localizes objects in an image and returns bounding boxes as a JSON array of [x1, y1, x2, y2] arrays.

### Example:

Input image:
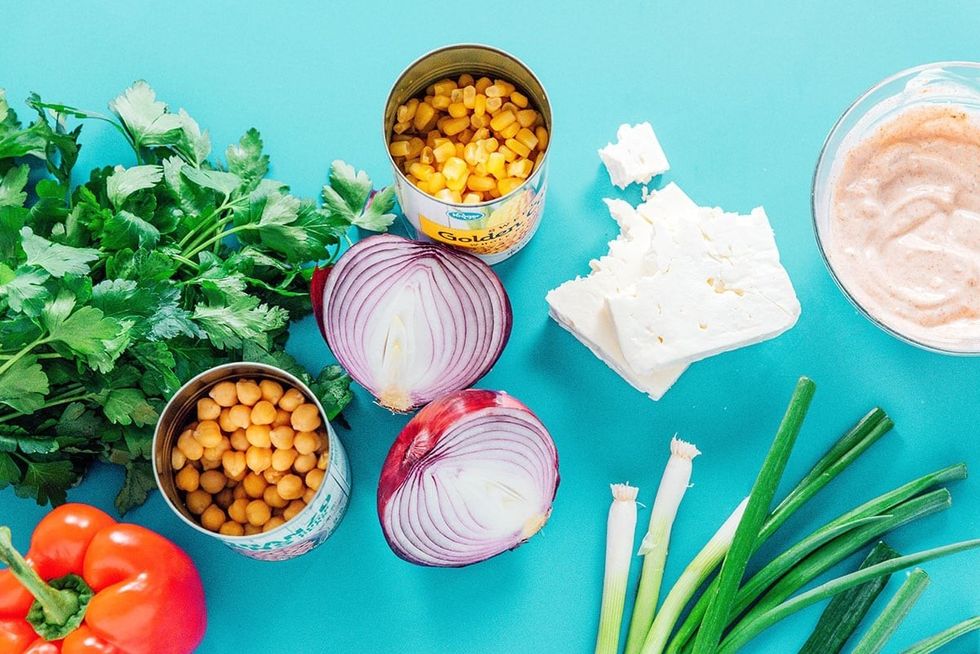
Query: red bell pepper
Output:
[[0, 504, 206, 654]]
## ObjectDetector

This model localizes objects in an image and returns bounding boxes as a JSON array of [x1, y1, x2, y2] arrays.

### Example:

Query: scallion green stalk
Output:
[[716, 539, 980, 654], [851, 568, 930, 654], [665, 408, 894, 654], [595, 483, 639, 654], [692, 377, 817, 654], [624, 437, 701, 654], [900, 616, 980, 654], [638, 498, 748, 654], [799, 541, 901, 654]]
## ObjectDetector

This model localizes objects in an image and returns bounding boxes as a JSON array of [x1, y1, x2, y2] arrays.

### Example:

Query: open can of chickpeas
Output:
[[384, 43, 552, 265], [152, 362, 351, 561]]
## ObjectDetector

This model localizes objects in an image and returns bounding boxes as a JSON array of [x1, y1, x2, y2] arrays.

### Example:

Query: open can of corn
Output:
[[384, 44, 552, 265], [152, 362, 351, 561]]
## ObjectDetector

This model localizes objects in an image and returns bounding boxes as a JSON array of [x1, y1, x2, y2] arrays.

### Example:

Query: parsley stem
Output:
[[0, 336, 50, 378], [182, 224, 255, 260]]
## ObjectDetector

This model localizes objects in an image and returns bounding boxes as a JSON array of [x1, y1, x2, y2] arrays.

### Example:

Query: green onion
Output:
[[691, 377, 816, 654], [798, 541, 900, 654], [744, 488, 952, 620], [851, 568, 930, 654], [666, 408, 893, 654], [900, 616, 980, 654], [595, 483, 639, 654], [638, 498, 748, 654], [715, 539, 980, 654], [624, 438, 701, 654]]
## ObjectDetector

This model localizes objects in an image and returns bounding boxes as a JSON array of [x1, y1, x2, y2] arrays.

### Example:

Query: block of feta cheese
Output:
[[598, 122, 670, 189], [607, 205, 801, 372], [546, 184, 695, 399]]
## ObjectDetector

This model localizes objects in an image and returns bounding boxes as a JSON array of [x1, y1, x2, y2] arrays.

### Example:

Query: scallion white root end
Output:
[[595, 483, 640, 654]]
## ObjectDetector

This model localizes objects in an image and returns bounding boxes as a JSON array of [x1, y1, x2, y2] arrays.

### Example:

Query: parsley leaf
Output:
[[106, 164, 162, 208], [115, 459, 156, 515], [101, 388, 158, 426], [193, 293, 289, 349], [18, 459, 78, 506], [0, 355, 49, 414], [109, 81, 184, 148], [226, 128, 269, 191], [328, 160, 371, 214], [356, 185, 397, 231], [100, 210, 161, 249], [0, 164, 29, 208], [21, 227, 99, 277], [0, 265, 49, 314], [310, 364, 354, 420], [42, 294, 121, 355]]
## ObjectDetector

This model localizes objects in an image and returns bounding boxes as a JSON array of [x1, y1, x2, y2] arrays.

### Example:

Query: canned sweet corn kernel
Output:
[[384, 44, 552, 265]]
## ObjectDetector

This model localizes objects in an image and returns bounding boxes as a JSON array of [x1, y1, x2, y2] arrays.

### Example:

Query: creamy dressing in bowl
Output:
[[815, 63, 980, 353]]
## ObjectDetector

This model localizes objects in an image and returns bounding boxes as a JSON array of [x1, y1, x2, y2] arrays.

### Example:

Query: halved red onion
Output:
[[377, 389, 559, 567], [312, 234, 512, 412]]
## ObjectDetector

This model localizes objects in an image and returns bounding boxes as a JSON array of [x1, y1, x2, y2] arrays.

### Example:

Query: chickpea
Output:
[[242, 472, 267, 498], [305, 468, 324, 492], [244, 523, 262, 536], [245, 424, 271, 448], [245, 446, 272, 472], [279, 388, 305, 412], [196, 397, 221, 421], [175, 465, 200, 492], [177, 430, 204, 461], [262, 516, 286, 533], [203, 435, 231, 460], [228, 498, 250, 523], [229, 428, 249, 451], [263, 467, 285, 484], [302, 487, 316, 504], [263, 485, 289, 509], [222, 450, 246, 478], [200, 505, 226, 532], [294, 431, 319, 456], [290, 404, 322, 433], [233, 484, 247, 500], [214, 487, 234, 509], [228, 404, 252, 430], [283, 500, 306, 521], [193, 420, 222, 448], [271, 447, 298, 472], [317, 450, 329, 470], [245, 499, 271, 526], [250, 400, 276, 426], [219, 521, 244, 537], [269, 425, 295, 450], [218, 408, 237, 433], [293, 452, 317, 474], [273, 408, 292, 427], [185, 489, 212, 515], [200, 457, 222, 471], [200, 469, 226, 494], [260, 380, 284, 404], [277, 474, 304, 501], [171, 448, 186, 471], [209, 381, 238, 407], [235, 379, 262, 406]]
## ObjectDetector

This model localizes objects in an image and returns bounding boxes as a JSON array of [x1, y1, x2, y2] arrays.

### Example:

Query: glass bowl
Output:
[[812, 61, 980, 355]]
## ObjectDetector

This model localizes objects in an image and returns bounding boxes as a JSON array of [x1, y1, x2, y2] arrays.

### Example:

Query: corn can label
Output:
[[395, 163, 547, 265], [220, 421, 351, 561]]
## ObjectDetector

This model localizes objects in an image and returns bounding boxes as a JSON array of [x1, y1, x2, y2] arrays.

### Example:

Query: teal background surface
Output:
[[2, 1, 978, 652]]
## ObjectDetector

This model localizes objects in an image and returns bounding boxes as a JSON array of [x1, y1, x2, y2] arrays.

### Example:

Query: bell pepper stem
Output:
[[0, 526, 86, 631]]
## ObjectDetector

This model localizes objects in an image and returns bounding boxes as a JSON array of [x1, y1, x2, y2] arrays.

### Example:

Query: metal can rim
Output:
[[382, 42, 553, 208], [152, 361, 345, 542]]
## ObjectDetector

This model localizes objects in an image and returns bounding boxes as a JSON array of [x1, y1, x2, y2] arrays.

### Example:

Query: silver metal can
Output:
[[384, 43, 552, 265], [152, 362, 351, 561]]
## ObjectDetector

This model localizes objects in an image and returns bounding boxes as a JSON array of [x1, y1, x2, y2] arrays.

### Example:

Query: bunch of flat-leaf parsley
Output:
[[0, 81, 396, 512]]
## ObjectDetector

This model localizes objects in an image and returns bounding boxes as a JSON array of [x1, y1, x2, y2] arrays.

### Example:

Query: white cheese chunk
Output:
[[608, 205, 801, 372], [546, 184, 696, 400], [598, 122, 670, 189]]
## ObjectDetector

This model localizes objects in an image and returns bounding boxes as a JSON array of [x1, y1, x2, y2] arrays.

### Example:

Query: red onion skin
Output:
[[377, 389, 560, 566], [310, 265, 331, 341]]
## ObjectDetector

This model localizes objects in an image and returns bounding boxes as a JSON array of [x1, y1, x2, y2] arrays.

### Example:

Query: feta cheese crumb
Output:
[[598, 122, 670, 189]]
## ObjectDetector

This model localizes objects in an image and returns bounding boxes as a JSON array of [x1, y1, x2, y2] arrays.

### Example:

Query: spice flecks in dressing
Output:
[[829, 104, 980, 351]]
